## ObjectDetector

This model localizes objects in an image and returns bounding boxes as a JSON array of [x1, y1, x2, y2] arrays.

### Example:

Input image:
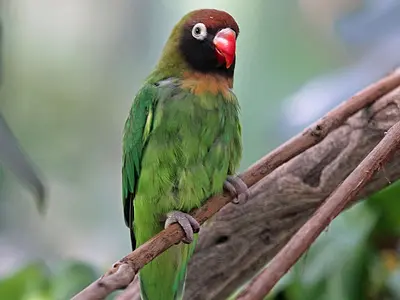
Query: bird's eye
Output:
[[191, 23, 207, 41]]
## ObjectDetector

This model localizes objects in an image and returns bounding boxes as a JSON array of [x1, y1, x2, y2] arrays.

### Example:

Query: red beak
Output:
[[213, 28, 236, 69]]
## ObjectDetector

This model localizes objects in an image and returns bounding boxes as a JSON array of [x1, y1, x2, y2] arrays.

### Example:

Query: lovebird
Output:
[[122, 9, 247, 300]]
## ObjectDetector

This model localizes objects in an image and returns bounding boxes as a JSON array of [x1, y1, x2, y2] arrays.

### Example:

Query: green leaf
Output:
[[49, 260, 99, 300], [268, 202, 377, 300], [367, 179, 400, 235], [0, 263, 49, 300], [296, 202, 377, 285], [0, 114, 46, 212], [387, 268, 400, 298]]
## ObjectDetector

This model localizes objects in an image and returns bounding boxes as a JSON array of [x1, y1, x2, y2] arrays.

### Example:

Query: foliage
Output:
[[0, 261, 99, 300], [266, 181, 400, 300]]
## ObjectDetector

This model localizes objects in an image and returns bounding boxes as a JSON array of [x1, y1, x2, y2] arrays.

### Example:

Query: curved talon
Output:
[[223, 175, 249, 204], [223, 180, 237, 196], [164, 211, 200, 244]]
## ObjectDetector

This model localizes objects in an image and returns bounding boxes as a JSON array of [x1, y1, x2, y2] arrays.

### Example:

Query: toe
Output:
[[223, 180, 237, 197], [179, 218, 194, 243], [164, 211, 199, 244], [185, 214, 200, 233], [224, 175, 249, 204], [164, 216, 175, 229], [229, 176, 247, 195], [236, 190, 250, 204]]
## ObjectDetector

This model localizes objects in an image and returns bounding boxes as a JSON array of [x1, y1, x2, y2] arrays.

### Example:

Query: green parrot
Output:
[[122, 9, 247, 300]]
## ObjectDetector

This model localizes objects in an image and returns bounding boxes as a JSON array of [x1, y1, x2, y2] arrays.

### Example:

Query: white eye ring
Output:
[[191, 23, 207, 41]]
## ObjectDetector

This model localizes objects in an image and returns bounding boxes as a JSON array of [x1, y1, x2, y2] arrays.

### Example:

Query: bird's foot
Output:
[[164, 211, 200, 244], [223, 175, 249, 204]]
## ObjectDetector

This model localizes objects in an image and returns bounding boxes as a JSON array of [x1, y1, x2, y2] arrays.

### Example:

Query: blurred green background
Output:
[[1, 0, 399, 299]]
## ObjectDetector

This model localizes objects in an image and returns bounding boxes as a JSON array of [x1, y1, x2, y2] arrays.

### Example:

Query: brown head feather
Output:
[[182, 9, 239, 36], [147, 9, 239, 84]]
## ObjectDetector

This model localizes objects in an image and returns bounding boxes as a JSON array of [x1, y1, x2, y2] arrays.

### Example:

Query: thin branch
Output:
[[185, 86, 400, 299], [236, 120, 400, 300], [71, 264, 135, 300], [72, 68, 400, 300], [115, 277, 140, 300]]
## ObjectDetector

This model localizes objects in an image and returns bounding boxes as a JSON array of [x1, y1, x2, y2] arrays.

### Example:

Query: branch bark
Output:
[[72, 69, 400, 300], [236, 119, 400, 300], [184, 81, 400, 300]]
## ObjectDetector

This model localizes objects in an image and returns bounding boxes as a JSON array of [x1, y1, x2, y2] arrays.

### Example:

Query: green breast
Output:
[[130, 79, 243, 300], [135, 80, 242, 215]]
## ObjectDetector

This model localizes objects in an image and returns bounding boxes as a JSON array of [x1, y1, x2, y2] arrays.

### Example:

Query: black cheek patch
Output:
[[179, 27, 235, 77]]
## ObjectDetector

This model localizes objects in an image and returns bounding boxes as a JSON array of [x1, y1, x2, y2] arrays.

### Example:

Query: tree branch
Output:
[[184, 82, 400, 300], [236, 119, 400, 300], [72, 69, 400, 300]]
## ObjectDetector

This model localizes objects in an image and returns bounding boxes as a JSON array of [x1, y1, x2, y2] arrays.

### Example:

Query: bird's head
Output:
[[178, 9, 239, 73], [154, 9, 240, 80]]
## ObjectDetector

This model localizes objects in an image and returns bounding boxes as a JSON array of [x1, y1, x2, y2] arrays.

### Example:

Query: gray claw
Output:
[[223, 175, 249, 204], [164, 211, 200, 244]]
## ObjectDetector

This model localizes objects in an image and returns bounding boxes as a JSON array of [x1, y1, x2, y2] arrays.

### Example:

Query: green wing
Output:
[[122, 83, 159, 249]]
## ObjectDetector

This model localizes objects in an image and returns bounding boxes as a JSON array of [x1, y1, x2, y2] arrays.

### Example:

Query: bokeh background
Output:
[[1, 0, 400, 299]]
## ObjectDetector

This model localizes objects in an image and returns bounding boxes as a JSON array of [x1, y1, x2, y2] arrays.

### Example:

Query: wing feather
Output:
[[122, 83, 159, 249]]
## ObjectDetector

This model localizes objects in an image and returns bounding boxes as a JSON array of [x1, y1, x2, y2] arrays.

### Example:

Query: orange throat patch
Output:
[[181, 71, 234, 99]]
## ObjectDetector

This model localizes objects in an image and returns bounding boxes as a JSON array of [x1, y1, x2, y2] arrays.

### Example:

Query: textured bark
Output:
[[73, 72, 400, 300], [185, 87, 400, 300]]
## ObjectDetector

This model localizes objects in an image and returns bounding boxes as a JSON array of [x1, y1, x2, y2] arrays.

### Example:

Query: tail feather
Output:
[[139, 236, 197, 300], [139, 276, 150, 300], [173, 238, 197, 298], [130, 226, 136, 250]]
